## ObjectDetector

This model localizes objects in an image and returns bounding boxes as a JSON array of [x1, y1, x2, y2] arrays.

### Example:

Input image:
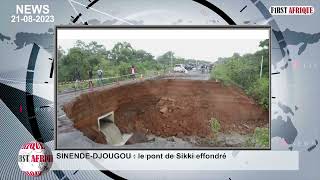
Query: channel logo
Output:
[[269, 6, 314, 15], [17, 141, 53, 176]]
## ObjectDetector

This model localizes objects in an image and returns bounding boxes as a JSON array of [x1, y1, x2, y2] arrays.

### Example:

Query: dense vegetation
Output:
[[211, 39, 269, 110], [57, 40, 208, 82]]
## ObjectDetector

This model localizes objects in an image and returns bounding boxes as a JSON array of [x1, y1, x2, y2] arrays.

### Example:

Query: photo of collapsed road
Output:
[[56, 27, 270, 149]]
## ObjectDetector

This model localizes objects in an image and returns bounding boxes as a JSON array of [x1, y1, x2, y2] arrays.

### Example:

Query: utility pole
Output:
[[260, 55, 264, 79]]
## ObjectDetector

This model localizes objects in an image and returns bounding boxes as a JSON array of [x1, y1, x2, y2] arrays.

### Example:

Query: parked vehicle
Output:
[[173, 64, 188, 73], [184, 64, 194, 71]]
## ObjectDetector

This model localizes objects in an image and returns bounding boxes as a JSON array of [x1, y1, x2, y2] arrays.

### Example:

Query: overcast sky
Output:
[[58, 29, 268, 62]]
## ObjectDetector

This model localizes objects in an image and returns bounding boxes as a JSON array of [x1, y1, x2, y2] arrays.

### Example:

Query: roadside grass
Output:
[[57, 78, 115, 93], [246, 127, 269, 148], [57, 70, 162, 93]]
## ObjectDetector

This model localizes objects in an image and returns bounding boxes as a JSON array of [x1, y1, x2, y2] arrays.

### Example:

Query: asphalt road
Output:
[[165, 70, 210, 80]]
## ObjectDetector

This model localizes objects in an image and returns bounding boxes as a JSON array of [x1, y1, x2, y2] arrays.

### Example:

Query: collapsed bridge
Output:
[[63, 79, 268, 145]]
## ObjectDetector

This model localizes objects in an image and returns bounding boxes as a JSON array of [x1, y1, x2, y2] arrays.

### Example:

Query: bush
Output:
[[210, 117, 221, 134], [247, 77, 269, 110], [246, 127, 269, 148], [210, 43, 269, 110], [118, 62, 131, 75]]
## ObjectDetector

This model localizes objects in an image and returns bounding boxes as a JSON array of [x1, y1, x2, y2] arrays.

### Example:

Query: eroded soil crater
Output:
[[63, 79, 268, 146]]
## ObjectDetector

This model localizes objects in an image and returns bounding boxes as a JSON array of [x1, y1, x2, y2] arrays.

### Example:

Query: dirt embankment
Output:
[[63, 79, 268, 144]]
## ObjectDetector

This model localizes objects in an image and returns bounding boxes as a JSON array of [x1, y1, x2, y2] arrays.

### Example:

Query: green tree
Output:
[[259, 39, 269, 49], [109, 42, 135, 64], [157, 51, 175, 66]]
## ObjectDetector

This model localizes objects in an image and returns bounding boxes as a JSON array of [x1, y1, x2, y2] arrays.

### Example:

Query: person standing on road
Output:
[[97, 68, 103, 86], [130, 65, 136, 80], [88, 68, 93, 92]]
